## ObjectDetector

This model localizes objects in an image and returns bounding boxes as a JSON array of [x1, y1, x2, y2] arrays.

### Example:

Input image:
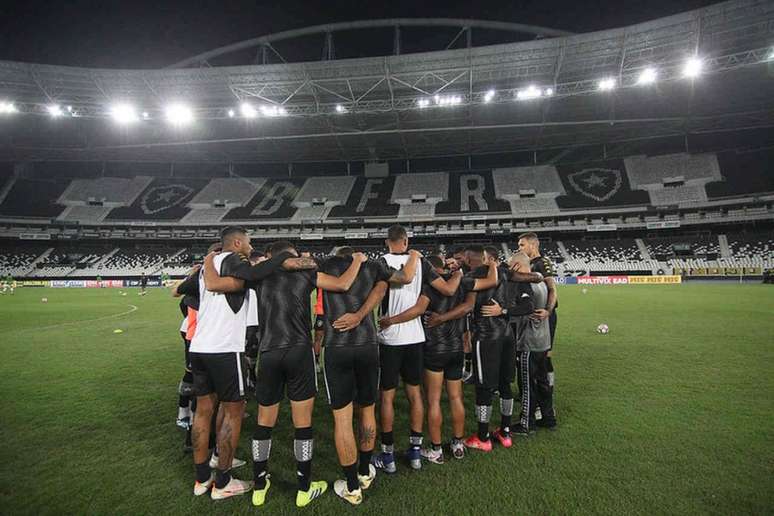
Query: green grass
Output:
[[1, 284, 773, 515]]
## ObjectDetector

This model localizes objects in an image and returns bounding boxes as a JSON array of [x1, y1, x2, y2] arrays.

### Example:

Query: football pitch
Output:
[[1, 284, 772, 515]]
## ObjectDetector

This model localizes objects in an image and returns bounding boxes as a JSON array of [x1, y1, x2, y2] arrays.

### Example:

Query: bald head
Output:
[[508, 251, 531, 272]]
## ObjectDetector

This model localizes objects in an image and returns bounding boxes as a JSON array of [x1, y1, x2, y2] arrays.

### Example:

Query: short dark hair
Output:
[[269, 240, 296, 256], [221, 226, 248, 246], [335, 246, 354, 257], [387, 225, 407, 242], [464, 244, 485, 257], [426, 255, 444, 269], [484, 245, 500, 260], [518, 232, 539, 243]]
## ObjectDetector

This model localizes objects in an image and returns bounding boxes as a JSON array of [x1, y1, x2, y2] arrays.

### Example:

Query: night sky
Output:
[[0, 0, 724, 69]]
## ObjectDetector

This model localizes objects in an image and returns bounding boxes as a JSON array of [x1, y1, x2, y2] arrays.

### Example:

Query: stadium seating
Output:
[[435, 171, 511, 214], [625, 153, 721, 206], [555, 159, 651, 208], [292, 176, 356, 221], [57, 205, 113, 223], [0, 178, 68, 218], [492, 166, 564, 215], [59, 177, 152, 205], [223, 178, 304, 220], [561, 238, 652, 273], [390, 173, 448, 218], [328, 177, 399, 218], [106, 178, 208, 221]]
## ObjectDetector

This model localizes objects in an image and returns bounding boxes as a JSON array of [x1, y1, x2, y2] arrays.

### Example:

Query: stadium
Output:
[[0, 0, 772, 514]]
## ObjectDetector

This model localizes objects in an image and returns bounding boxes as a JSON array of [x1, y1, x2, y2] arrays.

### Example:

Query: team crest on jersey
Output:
[[567, 168, 622, 202], [140, 184, 195, 214]]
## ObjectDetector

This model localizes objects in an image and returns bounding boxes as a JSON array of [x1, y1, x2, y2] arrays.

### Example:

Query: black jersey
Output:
[[218, 251, 294, 314], [420, 273, 464, 354], [255, 269, 317, 352], [530, 255, 558, 309], [321, 256, 394, 348], [462, 265, 512, 341]]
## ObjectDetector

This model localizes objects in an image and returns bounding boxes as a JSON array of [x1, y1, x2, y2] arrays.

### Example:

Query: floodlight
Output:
[[335, 104, 346, 113], [637, 68, 658, 85], [543, 87, 554, 96], [683, 57, 702, 78], [260, 105, 286, 117], [227, 109, 235, 118], [110, 103, 139, 124], [0, 102, 17, 114], [417, 98, 430, 108], [516, 85, 542, 100], [142, 111, 150, 119], [240, 103, 258, 118], [165, 103, 194, 125], [47, 104, 63, 117], [483, 89, 495, 102], [597, 78, 616, 91]]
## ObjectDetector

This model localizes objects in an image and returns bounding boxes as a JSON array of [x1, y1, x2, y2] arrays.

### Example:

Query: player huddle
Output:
[[172, 225, 558, 507]]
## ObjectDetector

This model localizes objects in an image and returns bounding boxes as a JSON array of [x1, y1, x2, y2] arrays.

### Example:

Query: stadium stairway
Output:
[[78, 247, 120, 276], [22, 247, 54, 276], [557, 241, 571, 261], [0, 174, 16, 205], [636, 239, 651, 260], [718, 234, 732, 259]]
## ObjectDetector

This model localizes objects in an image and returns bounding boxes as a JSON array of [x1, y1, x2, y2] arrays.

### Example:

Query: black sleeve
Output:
[[178, 298, 188, 317], [221, 251, 294, 283], [507, 282, 535, 317], [421, 259, 440, 285], [460, 274, 476, 293], [373, 258, 396, 283], [176, 274, 199, 297]]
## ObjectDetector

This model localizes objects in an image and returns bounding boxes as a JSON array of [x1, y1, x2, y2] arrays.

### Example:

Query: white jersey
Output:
[[189, 252, 250, 354], [378, 253, 425, 346], [246, 288, 259, 327]]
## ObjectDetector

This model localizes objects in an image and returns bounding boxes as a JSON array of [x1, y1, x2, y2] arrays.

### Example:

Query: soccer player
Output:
[[517, 233, 559, 393], [427, 245, 513, 451], [203, 241, 366, 508], [321, 246, 419, 505], [140, 272, 148, 295], [185, 227, 316, 500], [495, 251, 556, 432], [379, 255, 497, 463], [374, 225, 463, 472], [313, 287, 325, 372]]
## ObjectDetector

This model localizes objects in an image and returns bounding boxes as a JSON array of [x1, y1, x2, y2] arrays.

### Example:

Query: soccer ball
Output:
[[41, 297, 48, 303], [582, 288, 588, 294], [596, 323, 609, 334]]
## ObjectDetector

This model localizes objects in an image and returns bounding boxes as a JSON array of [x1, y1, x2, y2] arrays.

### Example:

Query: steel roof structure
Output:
[[0, 0, 772, 164]]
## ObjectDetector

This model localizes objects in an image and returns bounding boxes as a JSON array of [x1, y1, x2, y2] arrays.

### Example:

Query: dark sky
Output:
[[0, 0, 724, 68]]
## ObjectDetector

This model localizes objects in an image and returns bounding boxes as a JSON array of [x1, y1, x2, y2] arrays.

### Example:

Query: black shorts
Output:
[[322, 345, 379, 410], [256, 346, 317, 406], [549, 311, 558, 350], [379, 342, 423, 390], [424, 351, 464, 381], [190, 352, 247, 402], [472, 337, 515, 390]]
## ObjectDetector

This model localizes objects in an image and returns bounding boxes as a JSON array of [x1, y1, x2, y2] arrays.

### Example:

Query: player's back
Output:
[[466, 264, 511, 341], [422, 273, 465, 353], [255, 269, 317, 350], [321, 256, 393, 348]]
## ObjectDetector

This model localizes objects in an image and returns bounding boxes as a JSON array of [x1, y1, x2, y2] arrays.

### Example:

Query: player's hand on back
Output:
[[425, 312, 442, 328], [332, 312, 361, 332], [531, 308, 550, 321], [480, 299, 503, 317], [409, 249, 423, 259], [378, 316, 392, 330], [352, 252, 368, 263]]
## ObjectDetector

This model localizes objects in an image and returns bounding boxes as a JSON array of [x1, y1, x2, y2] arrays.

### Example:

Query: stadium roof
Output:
[[0, 0, 772, 164]]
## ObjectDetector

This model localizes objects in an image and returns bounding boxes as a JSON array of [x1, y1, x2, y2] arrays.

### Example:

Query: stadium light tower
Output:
[[636, 67, 658, 85], [47, 104, 64, 117], [165, 103, 194, 125], [110, 103, 139, 124], [597, 77, 616, 91], [683, 57, 703, 78]]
